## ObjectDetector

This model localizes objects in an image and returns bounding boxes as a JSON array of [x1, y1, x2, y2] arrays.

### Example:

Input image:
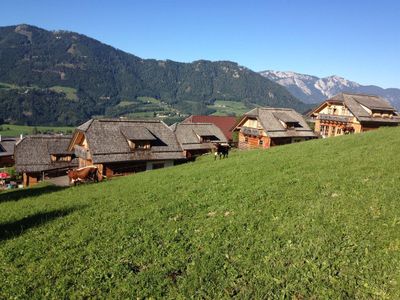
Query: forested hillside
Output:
[[0, 24, 306, 125]]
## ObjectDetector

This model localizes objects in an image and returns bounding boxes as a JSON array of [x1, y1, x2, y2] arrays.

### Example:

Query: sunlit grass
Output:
[[1, 127, 400, 298]]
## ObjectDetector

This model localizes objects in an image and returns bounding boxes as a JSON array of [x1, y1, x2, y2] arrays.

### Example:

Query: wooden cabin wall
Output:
[[238, 132, 270, 149], [23, 173, 39, 188]]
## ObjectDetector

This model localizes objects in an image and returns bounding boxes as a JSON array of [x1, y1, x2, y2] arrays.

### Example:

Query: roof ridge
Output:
[[179, 122, 215, 125], [23, 135, 71, 139], [340, 92, 380, 98], [258, 107, 294, 111], [96, 118, 161, 123]]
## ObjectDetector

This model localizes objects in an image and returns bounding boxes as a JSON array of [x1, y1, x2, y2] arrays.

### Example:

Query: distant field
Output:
[[0, 82, 78, 101], [0, 124, 74, 136], [0, 82, 39, 90], [49, 86, 78, 101], [137, 96, 162, 104], [1, 128, 400, 298], [121, 96, 181, 120], [208, 100, 250, 116]]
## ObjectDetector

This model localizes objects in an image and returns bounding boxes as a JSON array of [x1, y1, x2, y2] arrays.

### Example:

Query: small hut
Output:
[[171, 123, 228, 159], [308, 93, 400, 137], [15, 135, 77, 187], [182, 115, 237, 144], [68, 119, 186, 178], [233, 107, 316, 149]]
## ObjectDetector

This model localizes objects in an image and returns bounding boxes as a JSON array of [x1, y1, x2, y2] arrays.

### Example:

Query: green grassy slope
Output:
[[0, 124, 74, 136], [1, 128, 400, 298]]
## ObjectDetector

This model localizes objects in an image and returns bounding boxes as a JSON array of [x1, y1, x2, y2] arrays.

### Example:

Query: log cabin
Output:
[[182, 115, 237, 143], [0, 137, 17, 168], [308, 93, 400, 137], [67, 119, 186, 178], [171, 123, 228, 159], [14, 135, 78, 187], [233, 107, 317, 149]]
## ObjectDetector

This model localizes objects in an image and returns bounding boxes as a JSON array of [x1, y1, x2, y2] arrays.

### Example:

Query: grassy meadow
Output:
[[208, 100, 250, 116], [0, 124, 74, 136], [49, 86, 78, 101], [1, 128, 400, 298]]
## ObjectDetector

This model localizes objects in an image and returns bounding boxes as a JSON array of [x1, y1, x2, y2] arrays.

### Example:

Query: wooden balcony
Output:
[[74, 145, 91, 160], [318, 114, 352, 123]]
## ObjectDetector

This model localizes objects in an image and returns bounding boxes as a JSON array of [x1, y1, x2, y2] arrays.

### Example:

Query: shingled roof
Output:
[[172, 123, 228, 151], [15, 135, 77, 173], [71, 119, 185, 163], [182, 115, 237, 141], [0, 137, 17, 158], [323, 93, 400, 123], [239, 107, 316, 138]]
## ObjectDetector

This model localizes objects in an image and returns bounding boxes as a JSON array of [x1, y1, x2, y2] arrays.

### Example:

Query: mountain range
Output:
[[0, 24, 305, 126], [260, 70, 400, 109]]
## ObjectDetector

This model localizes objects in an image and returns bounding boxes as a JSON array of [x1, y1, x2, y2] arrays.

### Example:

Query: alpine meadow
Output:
[[1, 128, 400, 298]]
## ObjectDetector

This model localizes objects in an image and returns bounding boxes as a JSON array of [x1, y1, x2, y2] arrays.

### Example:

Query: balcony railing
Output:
[[74, 145, 91, 160], [240, 126, 262, 136], [318, 114, 352, 123]]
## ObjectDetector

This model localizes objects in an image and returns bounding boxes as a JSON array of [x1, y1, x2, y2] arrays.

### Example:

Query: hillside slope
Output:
[[0, 25, 305, 125], [1, 128, 400, 298]]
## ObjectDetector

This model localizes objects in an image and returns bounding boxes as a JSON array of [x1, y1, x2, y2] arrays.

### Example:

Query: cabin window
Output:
[[259, 139, 263, 146], [331, 126, 336, 136], [51, 155, 72, 162], [128, 140, 151, 150], [320, 125, 329, 136], [337, 128, 342, 135], [285, 122, 302, 129], [200, 135, 219, 143], [244, 136, 248, 143]]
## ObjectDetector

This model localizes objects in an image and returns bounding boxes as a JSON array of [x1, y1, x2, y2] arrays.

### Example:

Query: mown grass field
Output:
[[208, 100, 251, 116], [49, 86, 78, 101], [1, 128, 400, 298], [0, 124, 74, 136]]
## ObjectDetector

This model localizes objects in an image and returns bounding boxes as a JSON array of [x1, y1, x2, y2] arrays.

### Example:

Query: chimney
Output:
[[20, 133, 23, 140], [0, 134, 2, 142]]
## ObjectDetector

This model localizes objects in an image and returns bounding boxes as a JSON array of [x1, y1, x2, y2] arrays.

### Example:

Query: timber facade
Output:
[[68, 119, 186, 178], [181, 115, 237, 143], [171, 123, 228, 159], [308, 93, 400, 138], [233, 107, 316, 150], [14, 135, 77, 187]]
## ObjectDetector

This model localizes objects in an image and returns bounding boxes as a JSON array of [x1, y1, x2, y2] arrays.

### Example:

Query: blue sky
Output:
[[1, 0, 399, 88]]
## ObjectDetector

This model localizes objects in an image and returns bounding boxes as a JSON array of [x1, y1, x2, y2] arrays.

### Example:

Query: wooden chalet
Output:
[[0, 137, 17, 168], [182, 115, 237, 143], [308, 93, 400, 138], [171, 123, 228, 159], [67, 119, 186, 178], [233, 107, 316, 149], [15, 135, 77, 187]]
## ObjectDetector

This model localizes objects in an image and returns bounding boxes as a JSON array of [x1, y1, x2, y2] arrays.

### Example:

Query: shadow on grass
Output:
[[0, 205, 85, 242], [0, 185, 67, 204]]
